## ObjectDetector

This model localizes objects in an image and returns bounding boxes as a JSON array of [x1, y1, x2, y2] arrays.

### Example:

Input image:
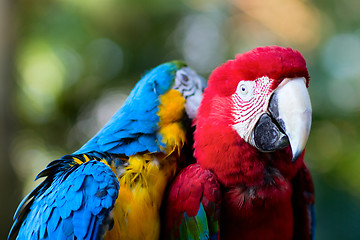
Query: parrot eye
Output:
[[236, 81, 255, 101], [239, 84, 248, 94], [173, 67, 204, 119], [181, 73, 189, 83], [174, 67, 201, 99]]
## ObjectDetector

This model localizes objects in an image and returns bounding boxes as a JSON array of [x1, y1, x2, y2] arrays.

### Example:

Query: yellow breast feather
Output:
[[158, 89, 185, 126], [158, 89, 187, 155], [104, 154, 178, 240], [104, 89, 187, 240]]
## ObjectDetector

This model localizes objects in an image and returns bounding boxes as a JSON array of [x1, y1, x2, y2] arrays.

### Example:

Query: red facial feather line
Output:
[[232, 76, 273, 123], [231, 76, 274, 143]]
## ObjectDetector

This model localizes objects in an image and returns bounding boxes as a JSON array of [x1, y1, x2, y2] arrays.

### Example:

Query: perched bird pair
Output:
[[9, 46, 314, 240]]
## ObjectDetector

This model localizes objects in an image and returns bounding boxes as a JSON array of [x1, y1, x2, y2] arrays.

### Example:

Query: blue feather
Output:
[[55, 195, 66, 208], [41, 205, 52, 225], [89, 205, 103, 216], [100, 141, 122, 152], [92, 171, 106, 182], [102, 194, 114, 209], [179, 203, 210, 240], [72, 173, 86, 191], [84, 176, 99, 196], [47, 208, 60, 233], [11, 159, 118, 240], [107, 188, 117, 197], [138, 134, 158, 149], [61, 218, 73, 237], [39, 220, 46, 239], [69, 190, 83, 211], [73, 208, 92, 238], [74, 62, 180, 156], [59, 202, 72, 219], [89, 195, 101, 208], [9, 61, 191, 240]]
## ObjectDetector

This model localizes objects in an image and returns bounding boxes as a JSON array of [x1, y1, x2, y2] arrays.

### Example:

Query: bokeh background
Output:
[[1, 0, 360, 238]]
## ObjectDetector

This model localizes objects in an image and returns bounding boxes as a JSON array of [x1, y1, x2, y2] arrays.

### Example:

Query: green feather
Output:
[[207, 214, 219, 240], [171, 60, 187, 70], [179, 203, 210, 240]]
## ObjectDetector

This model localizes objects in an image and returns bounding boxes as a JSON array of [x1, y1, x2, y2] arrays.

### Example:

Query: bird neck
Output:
[[195, 124, 264, 187], [194, 101, 302, 187], [193, 94, 263, 187], [194, 93, 304, 188]]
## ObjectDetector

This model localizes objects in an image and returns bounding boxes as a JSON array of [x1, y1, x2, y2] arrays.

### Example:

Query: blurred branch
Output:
[[0, 0, 21, 237]]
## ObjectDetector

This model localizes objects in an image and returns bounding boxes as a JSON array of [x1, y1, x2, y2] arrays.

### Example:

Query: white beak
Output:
[[271, 77, 312, 161]]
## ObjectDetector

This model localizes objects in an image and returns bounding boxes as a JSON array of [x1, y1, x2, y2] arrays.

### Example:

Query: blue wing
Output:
[[75, 61, 187, 156], [8, 155, 119, 240]]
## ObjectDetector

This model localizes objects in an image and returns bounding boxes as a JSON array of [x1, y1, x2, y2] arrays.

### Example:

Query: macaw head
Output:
[[194, 46, 312, 184], [153, 61, 206, 155], [169, 61, 206, 120], [74, 61, 206, 156]]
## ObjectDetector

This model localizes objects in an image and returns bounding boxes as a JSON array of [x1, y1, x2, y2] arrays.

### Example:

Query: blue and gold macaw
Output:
[[8, 61, 206, 240]]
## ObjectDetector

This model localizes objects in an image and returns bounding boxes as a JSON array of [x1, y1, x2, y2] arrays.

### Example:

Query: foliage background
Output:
[[1, 0, 360, 238]]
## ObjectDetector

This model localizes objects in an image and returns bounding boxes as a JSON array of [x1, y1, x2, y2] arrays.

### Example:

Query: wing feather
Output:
[[74, 63, 179, 156], [164, 164, 221, 240], [9, 158, 119, 240]]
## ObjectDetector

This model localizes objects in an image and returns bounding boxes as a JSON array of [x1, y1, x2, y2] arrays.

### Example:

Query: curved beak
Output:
[[269, 77, 312, 162]]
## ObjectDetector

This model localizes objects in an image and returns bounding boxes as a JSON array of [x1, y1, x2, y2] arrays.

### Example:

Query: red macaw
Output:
[[163, 46, 315, 240]]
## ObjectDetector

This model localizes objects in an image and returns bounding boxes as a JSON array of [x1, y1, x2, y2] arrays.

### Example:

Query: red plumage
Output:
[[164, 46, 314, 240], [195, 46, 309, 186], [164, 164, 221, 239], [206, 46, 310, 97]]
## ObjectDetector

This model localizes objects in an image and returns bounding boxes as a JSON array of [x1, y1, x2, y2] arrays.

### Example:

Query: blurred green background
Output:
[[1, 0, 360, 239]]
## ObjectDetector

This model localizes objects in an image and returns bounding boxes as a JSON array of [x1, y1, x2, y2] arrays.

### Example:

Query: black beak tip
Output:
[[292, 150, 302, 163]]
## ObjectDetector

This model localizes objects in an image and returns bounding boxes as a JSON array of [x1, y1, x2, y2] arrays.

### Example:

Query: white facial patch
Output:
[[173, 67, 205, 119], [231, 76, 274, 143]]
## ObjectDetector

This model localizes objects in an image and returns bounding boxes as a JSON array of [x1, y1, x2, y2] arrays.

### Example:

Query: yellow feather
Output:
[[72, 157, 83, 165], [82, 154, 91, 162], [158, 89, 185, 126], [159, 122, 186, 155], [104, 89, 187, 240], [105, 155, 167, 240]]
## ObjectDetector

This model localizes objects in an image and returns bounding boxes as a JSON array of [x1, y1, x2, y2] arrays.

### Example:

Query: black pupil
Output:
[[181, 74, 189, 82], [242, 86, 246, 91]]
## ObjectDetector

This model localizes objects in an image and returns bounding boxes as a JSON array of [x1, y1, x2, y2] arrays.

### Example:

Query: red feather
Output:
[[192, 46, 313, 239], [205, 46, 310, 97], [163, 164, 221, 238], [165, 46, 314, 240], [194, 46, 309, 187]]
